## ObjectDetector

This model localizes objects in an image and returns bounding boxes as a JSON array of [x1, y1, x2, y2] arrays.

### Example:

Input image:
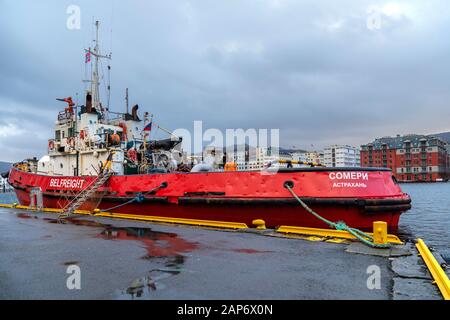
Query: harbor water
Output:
[[398, 183, 450, 254], [1, 183, 449, 253]]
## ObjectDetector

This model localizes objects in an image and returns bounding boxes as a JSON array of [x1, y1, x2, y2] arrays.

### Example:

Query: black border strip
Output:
[[178, 197, 411, 207]]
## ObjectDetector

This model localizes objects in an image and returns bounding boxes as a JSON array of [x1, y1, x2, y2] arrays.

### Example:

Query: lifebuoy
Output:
[[110, 133, 121, 146], [127, 148, 138, 163], [67, 137, 75, 148], [80, 130, 85, 140], [119, 123, 128, 141], [48, 140, 55, 150]]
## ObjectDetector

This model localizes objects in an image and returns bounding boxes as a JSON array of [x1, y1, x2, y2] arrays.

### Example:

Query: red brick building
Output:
[[360, 134, 449, 182]]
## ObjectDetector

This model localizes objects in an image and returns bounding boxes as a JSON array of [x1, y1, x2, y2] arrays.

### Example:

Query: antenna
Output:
[[107, 65, 111, 110], [125, 88, 129, 114], [84, 20, 112, 116]]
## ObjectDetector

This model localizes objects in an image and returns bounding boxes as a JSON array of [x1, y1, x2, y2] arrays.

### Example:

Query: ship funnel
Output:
[[131, 104, 140, 121], [86, 93, 93, 112]]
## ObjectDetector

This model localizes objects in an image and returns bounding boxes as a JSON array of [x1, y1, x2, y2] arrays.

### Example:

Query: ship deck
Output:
[[0, 206, 443, 300]]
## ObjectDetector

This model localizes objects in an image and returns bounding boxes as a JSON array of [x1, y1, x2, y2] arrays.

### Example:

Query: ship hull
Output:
[[8, 167, 411, 230]]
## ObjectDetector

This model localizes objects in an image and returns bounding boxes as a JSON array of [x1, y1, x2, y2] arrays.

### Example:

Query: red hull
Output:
[[8, 167, 411, 230]]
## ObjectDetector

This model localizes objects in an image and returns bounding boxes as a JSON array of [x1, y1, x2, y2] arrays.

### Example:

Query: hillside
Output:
[[432, 131, 450, 144], [0, 161, 12, 173]]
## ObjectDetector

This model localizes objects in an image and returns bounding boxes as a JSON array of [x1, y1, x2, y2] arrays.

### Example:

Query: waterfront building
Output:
[[202, 145, 331, 170], [304, 151, 324, 165], [290, 151, 308, 163], [233, 147, 283, 171], [360, 134, 449, 182], [324, 145, 360, 167], [202, 145, 303, 171], [0, 176, 12, 192]]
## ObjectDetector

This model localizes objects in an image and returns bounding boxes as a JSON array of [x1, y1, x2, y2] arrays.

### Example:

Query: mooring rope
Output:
[[97, 182, 168, 213], [283, 181, 390, 248]]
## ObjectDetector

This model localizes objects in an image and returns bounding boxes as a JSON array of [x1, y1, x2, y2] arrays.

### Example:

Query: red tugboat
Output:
[[7, 22, 411, 230]]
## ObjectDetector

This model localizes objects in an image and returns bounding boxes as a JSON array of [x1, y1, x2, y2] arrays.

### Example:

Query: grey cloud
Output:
[[1, 0, 450, 162]]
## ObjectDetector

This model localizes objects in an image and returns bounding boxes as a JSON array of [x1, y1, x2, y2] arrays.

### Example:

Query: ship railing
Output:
[[107, 114, 125, 123], [57, 111, 75, 124], [269, 159, 325, 168]]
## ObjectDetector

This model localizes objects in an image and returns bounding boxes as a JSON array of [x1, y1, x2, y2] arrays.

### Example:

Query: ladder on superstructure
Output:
[[58, 171, 113, 219]]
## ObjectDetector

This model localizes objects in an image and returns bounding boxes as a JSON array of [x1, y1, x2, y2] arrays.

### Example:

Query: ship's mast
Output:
[[85, 21, 111, 116], [125, 88, 129, 114]]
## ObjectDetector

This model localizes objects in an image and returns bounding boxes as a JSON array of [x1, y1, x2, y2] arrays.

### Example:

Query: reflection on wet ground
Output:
[[18, 213, 200, 299], [231, 248, 273, 254], [97, 227, 199, 258], [94, 225, 198, 299], [0, 206, 424, 299], [119, 257, 184, 299], [16, 213, 37, 219], [13, 212, 280, 299], [94, 226, 199, 299], [43, 217, 107, 228]]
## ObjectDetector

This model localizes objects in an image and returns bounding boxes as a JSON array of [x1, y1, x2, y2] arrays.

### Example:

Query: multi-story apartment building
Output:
[[203, 146, 301, 171], [360, 134, 449, 182], [290, 151, 308, 163], [323, 145, 360, 167], [0, 176, 12, 192], [232, 147, 289, 171], [304, 151, 324, 165]]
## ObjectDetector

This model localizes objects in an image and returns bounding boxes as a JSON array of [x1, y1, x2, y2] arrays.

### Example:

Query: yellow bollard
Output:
[[252, 219, 266, 230], [373, 221, 388, 245]]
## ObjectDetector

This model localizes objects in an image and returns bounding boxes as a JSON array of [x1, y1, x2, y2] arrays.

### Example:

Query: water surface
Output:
[[399, 183, 450, 253]]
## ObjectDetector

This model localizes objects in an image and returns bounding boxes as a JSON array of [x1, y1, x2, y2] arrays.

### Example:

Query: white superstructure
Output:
[[35, 21, 174, 178]]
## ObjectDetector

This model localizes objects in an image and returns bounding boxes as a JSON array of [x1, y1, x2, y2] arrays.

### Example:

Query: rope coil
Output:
[[97, 182, 168, 213], [284, 181, 390, 248]]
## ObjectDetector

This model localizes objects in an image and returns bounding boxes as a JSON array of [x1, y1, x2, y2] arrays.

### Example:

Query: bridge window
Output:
[[55, 130, 61, 141]]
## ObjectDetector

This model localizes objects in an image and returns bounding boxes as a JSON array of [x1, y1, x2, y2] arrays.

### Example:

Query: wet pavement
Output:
[[0, 207, 443, 300]]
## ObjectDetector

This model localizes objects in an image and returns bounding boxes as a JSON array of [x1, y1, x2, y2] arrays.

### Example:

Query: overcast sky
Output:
[[1, 0, 450, 162]]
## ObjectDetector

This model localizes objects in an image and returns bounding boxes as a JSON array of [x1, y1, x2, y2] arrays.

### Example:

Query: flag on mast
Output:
[[85, 50, 91, 63], [143, 121, 152, 132]]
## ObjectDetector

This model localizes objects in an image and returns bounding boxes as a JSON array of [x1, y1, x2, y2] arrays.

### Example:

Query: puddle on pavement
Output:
[[28, 215, 270, 259], [202, 240, 273, 255], [116, 255, 184, 300], [16, 213, 38, 219], [95, 227, 198, 300], [231, 248, 273, 254], [97, 227, 198, 258], [38, 215, 199, 260], [40, 216, 198, 259], [42, 217, 108, 228], [29, 214, 199, 298]]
